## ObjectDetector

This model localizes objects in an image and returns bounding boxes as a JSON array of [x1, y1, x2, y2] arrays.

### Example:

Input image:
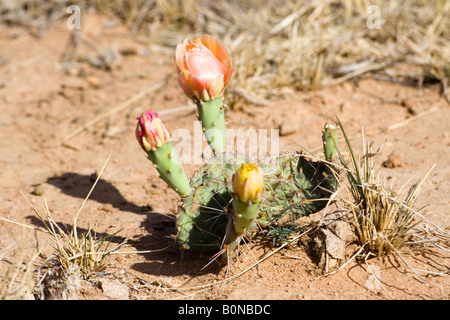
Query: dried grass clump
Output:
[[118, 0, 450, 106], [0, 237, 37, 300], [22, 195, 123, 278], [1, 0, 448, 106], [349, 169, 422, 256], [0, 157, 124, 287], [19, 157, 124, 280], [335, 119, 447, 258]]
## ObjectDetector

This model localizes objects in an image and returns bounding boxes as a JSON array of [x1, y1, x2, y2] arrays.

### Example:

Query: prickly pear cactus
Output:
[[136, 35, 341, 262], [175, 124, 340, 253]]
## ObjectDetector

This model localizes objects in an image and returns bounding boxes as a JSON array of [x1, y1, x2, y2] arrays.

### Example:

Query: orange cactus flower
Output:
[[232, 164, 264, 203], [136, 110, 171, 151], [175, 35, 233, 102]]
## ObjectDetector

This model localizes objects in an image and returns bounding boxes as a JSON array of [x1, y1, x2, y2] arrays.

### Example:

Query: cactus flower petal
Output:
[[175, 35, 233, 103]]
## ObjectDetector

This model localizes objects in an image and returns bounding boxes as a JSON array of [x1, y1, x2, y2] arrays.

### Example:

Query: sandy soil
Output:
[[0, 15, 449, 300]]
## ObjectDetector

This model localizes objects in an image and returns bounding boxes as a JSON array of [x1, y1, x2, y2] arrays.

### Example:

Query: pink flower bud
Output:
[[175, 35, 233, 102], [136, 110, 170, 151]]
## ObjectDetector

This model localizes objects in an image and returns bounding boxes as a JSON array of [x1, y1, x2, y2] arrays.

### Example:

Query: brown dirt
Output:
[[0, 15, 449, 300]]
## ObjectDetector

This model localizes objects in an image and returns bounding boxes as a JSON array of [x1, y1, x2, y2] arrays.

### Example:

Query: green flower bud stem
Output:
[[321, 123, 340, 194], [221, 217, 240, 262], [221, 198, 260, 262], [232, 199, 260, 236], [322, 123, 339, 163], [197, 97, 226, 154], [146, 141, 191, 196]]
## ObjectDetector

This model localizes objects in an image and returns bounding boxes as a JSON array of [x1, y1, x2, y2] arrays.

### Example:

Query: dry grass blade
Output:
[[72, 154, 111, 245]]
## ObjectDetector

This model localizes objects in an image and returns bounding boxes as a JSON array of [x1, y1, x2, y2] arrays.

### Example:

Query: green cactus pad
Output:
[[322, 122, 339, 163], [232, 199, 261, 236], [258, 152, 338, 226], [176, 156, 339, 252]]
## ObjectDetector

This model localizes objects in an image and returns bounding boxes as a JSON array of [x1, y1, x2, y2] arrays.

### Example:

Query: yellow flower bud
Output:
[[232, 164, 264, 203]]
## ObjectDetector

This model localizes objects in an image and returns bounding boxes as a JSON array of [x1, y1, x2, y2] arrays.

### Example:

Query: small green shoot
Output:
[[266, 223, 303, 247]]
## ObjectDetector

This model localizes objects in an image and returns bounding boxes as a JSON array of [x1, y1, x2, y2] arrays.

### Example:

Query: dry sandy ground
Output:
[[0, 15, 449, 300]]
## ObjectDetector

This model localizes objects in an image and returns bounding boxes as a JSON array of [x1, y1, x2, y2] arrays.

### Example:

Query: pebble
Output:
[[279, 120, 298, 136], [32, 184, 45, 196], [382, 152, 405, 168], [99, 279, 129, 300], [85, 75, 101, 88]]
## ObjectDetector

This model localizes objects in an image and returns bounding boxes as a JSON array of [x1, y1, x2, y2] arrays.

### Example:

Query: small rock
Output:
[[119, 46, 138, 56], [382, 152, 404, 168], [312, 211, 356, 270], [99, 279, 129, 300], [85, 75, 101, 88], [340, 100, 352, 111], [341, 81, 354, 92], [402, 97, 426, 115], [279, 120, 298, 136], [99, 203, 114, 214], [61, 76, 87, 90], [31, 184, 45, 196], [103, 126, 122, 138], [164, 91, 177, 101], [320, 220, 354, 260], [71, 116, 85, 125]]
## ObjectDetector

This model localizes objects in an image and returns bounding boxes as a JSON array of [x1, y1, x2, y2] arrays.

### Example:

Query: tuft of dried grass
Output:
[[0, 236, 38, 300], [335, 118, 449, 259], [19, 155, 125, 280], [25, 196, 123, 279], [0, 155, 125, 295]]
